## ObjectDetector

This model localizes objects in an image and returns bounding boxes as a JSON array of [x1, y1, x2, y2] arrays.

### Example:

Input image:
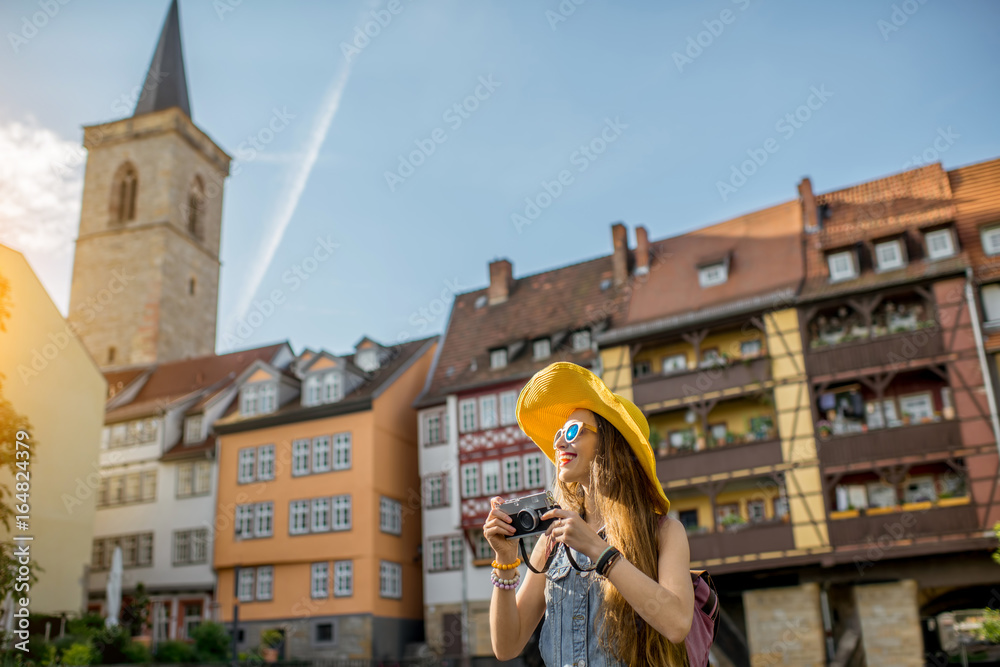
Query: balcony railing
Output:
[[818, 419, 963, 467], [826, 502, 979, 547], [688, 520, 796, 561], [657, 437, 783, 482], [633, 356, 772, 405], [805, 327, 944, 376]]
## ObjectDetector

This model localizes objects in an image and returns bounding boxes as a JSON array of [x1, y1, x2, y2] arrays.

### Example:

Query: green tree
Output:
[[190, 621, 231, 663]]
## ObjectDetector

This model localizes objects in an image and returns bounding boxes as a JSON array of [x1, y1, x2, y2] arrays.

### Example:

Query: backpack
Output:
[[519, 537, 721, 666]]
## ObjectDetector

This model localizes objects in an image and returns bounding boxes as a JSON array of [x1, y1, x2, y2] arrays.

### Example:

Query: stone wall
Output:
[[855, 579, 924, 667], [743, 582, 826, 666]]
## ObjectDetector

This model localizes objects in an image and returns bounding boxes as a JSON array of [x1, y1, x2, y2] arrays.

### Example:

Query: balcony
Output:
[[633, 356, 772, 405], [818, 419, 962, 468], [657, 437, 783, 482], [805, 327, 944, 377], [688, 520, 796, 561], [826, 501, 978, 547]]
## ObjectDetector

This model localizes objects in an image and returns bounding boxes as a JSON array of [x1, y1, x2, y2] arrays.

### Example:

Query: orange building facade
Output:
[[213, 337, 436, 661]]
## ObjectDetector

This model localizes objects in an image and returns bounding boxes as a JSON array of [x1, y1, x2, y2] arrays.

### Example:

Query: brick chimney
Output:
[[634, 225, 650, 276], [488, 259, 513, 305], [799, 177, 819, 232], [611, 223, 628, 287]]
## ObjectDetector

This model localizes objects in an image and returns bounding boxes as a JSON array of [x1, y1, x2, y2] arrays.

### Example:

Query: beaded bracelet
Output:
[[491, 557, 521, 570], [491, 570, 521, 590]]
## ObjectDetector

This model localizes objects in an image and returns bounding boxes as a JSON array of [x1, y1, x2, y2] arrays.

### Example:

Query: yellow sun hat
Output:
[[516, 361, 670, 511]]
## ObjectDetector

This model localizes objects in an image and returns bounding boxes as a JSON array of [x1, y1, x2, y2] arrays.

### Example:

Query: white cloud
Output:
[[0, 118, 82, 313]]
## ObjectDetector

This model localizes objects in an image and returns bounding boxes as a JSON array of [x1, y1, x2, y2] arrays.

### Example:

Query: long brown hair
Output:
[[553, 412, 689, 666]]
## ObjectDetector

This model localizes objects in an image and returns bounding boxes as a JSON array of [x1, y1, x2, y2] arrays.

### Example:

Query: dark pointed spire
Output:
[[133, 0, 191, 118]]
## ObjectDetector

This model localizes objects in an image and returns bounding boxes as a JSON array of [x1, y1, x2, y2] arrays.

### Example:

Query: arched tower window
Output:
[[187, 176, 205, 240], [110, 163, 138, 224]]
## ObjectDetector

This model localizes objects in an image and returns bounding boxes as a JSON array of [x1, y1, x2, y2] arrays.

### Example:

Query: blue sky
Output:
[[2, 0, 999, 355]]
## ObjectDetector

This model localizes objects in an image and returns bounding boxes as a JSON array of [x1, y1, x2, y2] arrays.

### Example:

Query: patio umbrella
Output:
[[105, 546, 123, 628]]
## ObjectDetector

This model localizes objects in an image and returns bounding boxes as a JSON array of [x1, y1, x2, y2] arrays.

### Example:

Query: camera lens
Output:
[[516, 509, 538, 532]]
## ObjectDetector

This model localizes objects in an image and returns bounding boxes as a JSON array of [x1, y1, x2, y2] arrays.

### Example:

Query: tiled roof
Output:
[[620, 200, 804, 332], [161, 434, 215, 462], [416, 255, 631, 407], [948, 157, 1000, 284], [104, 367, 151, 401], [216, 336, 437, 429], [799, 254, 969, 303], [104, 343, 287, 423]]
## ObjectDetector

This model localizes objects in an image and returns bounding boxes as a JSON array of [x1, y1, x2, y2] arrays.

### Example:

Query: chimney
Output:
[[634, 226, 650, 276], [611, 223, 628, 287], [488, 259, 513, 305], [799, 177, 819, 232]]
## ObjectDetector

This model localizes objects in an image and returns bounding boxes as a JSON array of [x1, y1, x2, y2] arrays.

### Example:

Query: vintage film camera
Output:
[[498, 491, 560, 539]]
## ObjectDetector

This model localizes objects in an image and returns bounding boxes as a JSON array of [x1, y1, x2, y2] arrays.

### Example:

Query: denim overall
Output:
[[539, 544, 626, 667]]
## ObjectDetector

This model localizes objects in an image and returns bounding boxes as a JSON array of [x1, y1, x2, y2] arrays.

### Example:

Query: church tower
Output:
[[68, 0, 230, 368]]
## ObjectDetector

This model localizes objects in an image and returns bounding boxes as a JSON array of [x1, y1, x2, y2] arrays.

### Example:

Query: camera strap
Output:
[[519, 527, 606, 574]]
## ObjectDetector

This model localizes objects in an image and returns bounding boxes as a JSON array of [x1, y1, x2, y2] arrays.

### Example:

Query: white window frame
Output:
[[379, 561, 402, 599], [698, 262, 728, 287], [292, 439, 311, 476], [828, 250, 858, 282], [482, 460, 500, 496], [177, 465, 194, 498], [875, 239, 905, 271], [662, 353, 687, 374], [237, 568, 255, 601], [925, 228, 956, 260], [259, 383, 277, 414], [194, 461, 211, 496], [331, 494, 352, 531], [333, 433, 351, 470], [257, 444, 275, 481], [459, 399, 477, 433], [479, 395, 498, 430], [424, 412, 443, 445], [503, 457, 522, 493], [740, 339, 762, 358], [333, 560, 353, 597], [254, 502, 273, 537], [425, 474, 446, 508], [240, 385, 258, 416], [290, 500, 310, 535], [898, 392, 934, 421], [312, 436, 331, 473], [982, 226, 1000, 256], [235, 505, 254, 540], [380, 497, 402, 535], [461, 463, 479, 498], [311, 497, 330, 532], [183, 415, 203, 444], [499, 391, 518, 426], [311, 562, 329, 599], [982, 283, 1000, 323], [533, 338, 551, 360], [322, 372, 342, 403], [238, 448, 256, 483], [490, 348, 508, 369], [256, 565, 273, 600], [428, 538, 445, 572], [447, 536, 464, 570], [304, 375, 321, 406], [523, 453, 544, 489], [571, 330, 591, 351]]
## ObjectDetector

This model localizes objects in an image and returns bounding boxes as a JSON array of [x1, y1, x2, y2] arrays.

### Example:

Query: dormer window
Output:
[[827, 250, 858, 282], [303, 372, 343, 407], [355, 348, 379, 372], [925, 228, 956, 260], [875, 239, 905, 271], [241, 383, 277, 417], [571, 330, 591, 351], [183, 415, 203, 444], [532, 339, 550, 360], [304, 376, 322, 406], [982, 226, 1000, 256], [698, 262, 728, 288], [490, 348, 508, 369], [322, 373, 342, 403]]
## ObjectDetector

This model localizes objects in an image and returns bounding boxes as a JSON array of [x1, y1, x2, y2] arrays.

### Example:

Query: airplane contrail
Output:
[[226, 1, 381, 339]]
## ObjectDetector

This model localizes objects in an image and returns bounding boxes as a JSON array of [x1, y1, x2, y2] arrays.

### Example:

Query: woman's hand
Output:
[[483, 496, 519, 564], [541, 507, 608, 561]]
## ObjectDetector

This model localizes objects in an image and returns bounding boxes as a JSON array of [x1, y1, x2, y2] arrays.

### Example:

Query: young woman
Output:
[[484, 362, 694, 666]]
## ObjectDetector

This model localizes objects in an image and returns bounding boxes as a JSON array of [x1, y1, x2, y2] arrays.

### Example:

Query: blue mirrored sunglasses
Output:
[[554, 420, 598, 445]]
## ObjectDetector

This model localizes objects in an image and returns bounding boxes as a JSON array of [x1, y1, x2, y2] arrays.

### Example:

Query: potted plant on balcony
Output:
[[901, 412, 912, 426], [816, 420, 833, 440], [720, 514, 747, 532]]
